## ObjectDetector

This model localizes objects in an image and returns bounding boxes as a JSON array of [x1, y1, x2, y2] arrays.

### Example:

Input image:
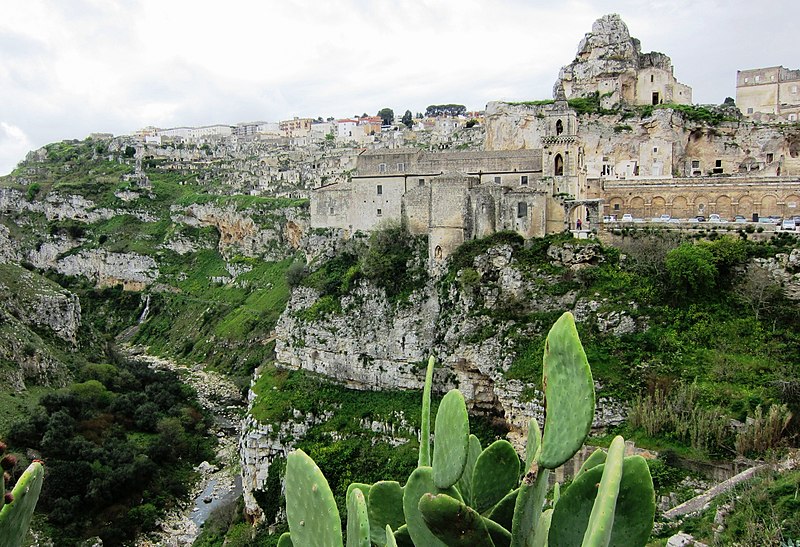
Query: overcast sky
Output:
[[1, 0, 797, 174]]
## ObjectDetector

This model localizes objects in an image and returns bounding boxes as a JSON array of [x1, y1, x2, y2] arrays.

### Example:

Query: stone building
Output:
[[736, 66, 800, 122], [311, 13, 800, 255], [311, 95, 584, 260], [555, 14, 691, 109]]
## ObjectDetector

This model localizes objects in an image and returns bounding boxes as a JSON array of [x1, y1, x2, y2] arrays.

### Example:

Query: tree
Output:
[[377, 108, 394, 126], [665, 243, 717, 299], [425, 104, 467, 117], [401, 110, 413, 129]]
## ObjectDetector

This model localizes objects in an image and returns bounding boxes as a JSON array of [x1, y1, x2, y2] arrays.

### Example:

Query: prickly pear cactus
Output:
[[278, 312, 655, 547], [418, 493, 493, 546], [539, 311, 595, 469], [346, 487, 370, 547], [0, 458, 45, 547], [285, 449, 343, 547], [432, 389, 469, 489]]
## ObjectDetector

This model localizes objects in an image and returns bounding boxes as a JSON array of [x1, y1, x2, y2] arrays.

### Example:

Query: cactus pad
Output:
[[472, 439, 520, 513], [418, 493, 494, 546], [550, 438, 653, 547], [285, 449, 343, 547], [456, 434, 481, 506], [419, 356, 435, 468], [432, 389, 470, 489], [402, 466, 459, 547], [367, 481, 405, 546], [539, 312, 595, 469], [277, 532, 294, 547], [346, 487, 370, 547], [0, 461, 44, 547]]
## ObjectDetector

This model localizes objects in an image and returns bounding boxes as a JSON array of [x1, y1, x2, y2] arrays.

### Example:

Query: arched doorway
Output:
[[556, 119, 564, 135], [555, 154, 564, 176], [671, 196, 688, 219]]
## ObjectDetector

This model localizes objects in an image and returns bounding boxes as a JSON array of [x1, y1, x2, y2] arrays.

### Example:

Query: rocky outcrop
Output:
[[273, 242, 630, 433], [0, 189, 156, 223], [754, 248, 800, 300], [0, 262, 81, 343], [0, 225, 19, 263], [170, 202, 308, 260], [53, 250, 158, 290]]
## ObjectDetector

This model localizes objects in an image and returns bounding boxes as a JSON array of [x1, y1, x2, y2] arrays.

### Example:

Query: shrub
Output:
[[665, 243, 717, 299], [285, 261, 307, 288]]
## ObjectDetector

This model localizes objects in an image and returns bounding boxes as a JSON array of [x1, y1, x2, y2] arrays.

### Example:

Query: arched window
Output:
[[556, 119, 564, 135], [555, 154, 564, 176], [517, 202, 528, 218], [435, 245, 443, 259]]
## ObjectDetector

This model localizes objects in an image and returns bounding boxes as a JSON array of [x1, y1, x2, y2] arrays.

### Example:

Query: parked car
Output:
[[781, 219, 796, 231], [733, 215, 747, 223], [603, 215, 617, 222], [709, 214, 721, 222], [622, 213, 633, 222], [693, 215, 706, 222], [658, 214, 671, 222], [793, 216, 800, 226]]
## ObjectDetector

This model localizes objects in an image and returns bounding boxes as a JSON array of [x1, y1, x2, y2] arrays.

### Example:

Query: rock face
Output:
[[754, 248, 800, 300], [0, 263, 79, 389], [0, 263, 81, 344], [48, 249, 158, 290], [241, 240, 632, 520], [170, 202, 308, 260], [555, 13, 691, 107]]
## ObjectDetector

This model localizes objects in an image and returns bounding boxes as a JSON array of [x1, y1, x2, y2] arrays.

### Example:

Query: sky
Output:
[[0, 0, 798, 175]]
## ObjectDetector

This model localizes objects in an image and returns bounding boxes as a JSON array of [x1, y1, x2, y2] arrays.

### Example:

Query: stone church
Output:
[[311, 14, 800, 259]]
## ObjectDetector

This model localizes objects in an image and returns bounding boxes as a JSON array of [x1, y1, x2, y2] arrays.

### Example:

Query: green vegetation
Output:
[[277, 316, 656, 546], [6, 353, 213, 545]]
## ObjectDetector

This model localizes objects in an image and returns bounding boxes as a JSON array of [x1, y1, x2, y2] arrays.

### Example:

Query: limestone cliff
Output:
[[240, 237, 633, 519], [0, 262, 79, 389]]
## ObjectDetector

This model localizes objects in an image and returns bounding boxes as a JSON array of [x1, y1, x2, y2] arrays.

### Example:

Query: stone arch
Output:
[[737, 195, 754, 217], [650, 196, 667, 217], [715, 195, 732, 219], [692, 194, 708, 215], [629, 196, 645, 218], [785, 195, 800, 217], [556, 119, 564, 135], [670, 196, 689, 219], [555, 154, 564, 176], [760, 195, 779, 217], [607, 196, 625, 215]]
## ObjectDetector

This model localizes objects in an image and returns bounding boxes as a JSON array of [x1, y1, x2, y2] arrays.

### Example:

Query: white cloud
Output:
[[0, 122, 33, 175]]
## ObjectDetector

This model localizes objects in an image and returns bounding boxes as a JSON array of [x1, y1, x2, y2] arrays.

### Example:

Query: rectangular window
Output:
[[377, 184, 383, 195], [378, 163, 386, 173], [377, 209, 382, 216], [766, 153, 774, 163], [397, 162, 405, 172], [715, 160, 722, 167], [520, 175, 528, 185], [691, 160, 700, 169], [653, 147, 658, 153], [747, 107, 754, 114], [792, 85, 798, 94], [418, 178, 425, 186], [494, 176, 501, 184], [613, 203, 620, 211]]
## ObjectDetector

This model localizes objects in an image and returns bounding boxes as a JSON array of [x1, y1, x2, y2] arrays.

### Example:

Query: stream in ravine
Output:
[[125, 347, 247, 547]]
